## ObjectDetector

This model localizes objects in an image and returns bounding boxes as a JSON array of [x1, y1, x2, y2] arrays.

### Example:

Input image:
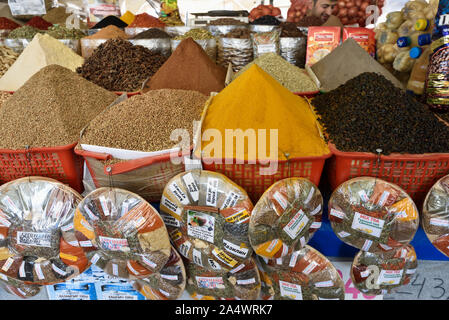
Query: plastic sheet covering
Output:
[[74, 187, 171, 279], [171, 38, 217, 62], [249, 25, 279, 33], [185, 257, 261, 300], [0, 177, 89, 286], [351, 244, 417, 295], [329, 177, 419, 253], [207, 25, 248, 37], [0, 277, 41, 299], [132, 246, 186, 300], [251, 29, 280, 59], [249, 178, 323, 260], [80, 38, 107, 59], [0, 38, 82, 55], [257, 245, 345, 300], [129, 38, 171, 57], [422, 175, 449, 258], [217, 37, 253, 72], [160, 169, 254, 272], [280, 37, 307, 68]]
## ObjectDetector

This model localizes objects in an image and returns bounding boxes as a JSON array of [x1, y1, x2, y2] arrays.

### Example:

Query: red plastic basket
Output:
[[327, 143, 449, 204], [75, 147, 188, 203], [0, 143, 84, 193], [202, 153, 332, 203], [294, 91, 320, 99]]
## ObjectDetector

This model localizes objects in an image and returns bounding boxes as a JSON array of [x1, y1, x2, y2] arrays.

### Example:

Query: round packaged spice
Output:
[[160, 169, 254, 272], [351, 244, 417, 296], [133, 246, 186, 300], [257, 245, 345, 300], [422, 175, 449, 257], [249, 178, 323, 260], [329, 177, 419, 253], [0, 279, 41, 299], [0, 177, 89, 286], [74, 187, 171, 279], [185, 257, 261, 300]]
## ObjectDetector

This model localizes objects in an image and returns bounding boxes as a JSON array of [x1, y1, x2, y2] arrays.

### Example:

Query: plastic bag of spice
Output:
[[422, 175, 449, 258], [0, 177, 90, 286], [74, 187, 172, 280], [251, 29, 281, 58], [160, 169, 254, 272], [351, 244, 417, 296], [217, 36, 253, 72], [185, 257, 261, 300], [257, 245, 345, 300], [132, 246, 186, 300], [329, 177, 419, 253], [249, 178, 323, 260], [0, 278, 41, 299], [280, 37, 307, 68]]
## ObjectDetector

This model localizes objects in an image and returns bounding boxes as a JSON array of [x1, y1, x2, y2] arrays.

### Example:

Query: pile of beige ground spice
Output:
[[0, 91, 11, 108], [0, 64, 117, 149], [80, 89, 208, 152]]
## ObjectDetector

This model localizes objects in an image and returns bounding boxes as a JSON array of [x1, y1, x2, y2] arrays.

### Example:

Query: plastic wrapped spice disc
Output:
[[257, 245, 345, 300], [186, 257, 261, 300], [0, 177, 89, 286], [422, 175, 449, 257], [132, 246, 186, 300], [0, 279, 41, 299], [351, 244, 418, 296], [329, 177, 419, 253], [160, 169, 254, 272], [249, 178, 323, 259], [74, 187, 171, 279]]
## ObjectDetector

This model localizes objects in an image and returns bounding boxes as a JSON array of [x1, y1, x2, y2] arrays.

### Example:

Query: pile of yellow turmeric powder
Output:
[[197, 64, 329, 161]]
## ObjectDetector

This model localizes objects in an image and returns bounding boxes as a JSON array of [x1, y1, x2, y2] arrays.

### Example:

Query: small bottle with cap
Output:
[[415, 19, 430, 31], [417, 33, 431, 46], [409, 47, 423, 59], [397, 36, 411, 48]]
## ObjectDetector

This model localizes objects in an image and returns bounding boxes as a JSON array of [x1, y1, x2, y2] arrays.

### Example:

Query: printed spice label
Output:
[[223, 239, 249, 258], [196, 276, 225, 289], [99, 236, 129, 251], [351, 212, 385, 238], [212, 248, 238, 268], [16, 231, 52, 247], [283, 209, 309, 240], [225, 209, 250, 224], [376, 269, 404, 285], [279, 280, 303, 300], [187, 210, 215, 244]]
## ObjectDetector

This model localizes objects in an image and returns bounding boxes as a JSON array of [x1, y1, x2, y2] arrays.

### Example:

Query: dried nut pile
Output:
[[0, 46, 19, 77], [76, 39, 168, 92], [80, 89, 208, 152]]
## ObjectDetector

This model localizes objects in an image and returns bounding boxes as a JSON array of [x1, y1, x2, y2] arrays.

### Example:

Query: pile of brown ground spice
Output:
[[0, 65, 117, 149], [80, 89, 208, 152], [143, 37, 226, 96], [83, 25, 128, 40]]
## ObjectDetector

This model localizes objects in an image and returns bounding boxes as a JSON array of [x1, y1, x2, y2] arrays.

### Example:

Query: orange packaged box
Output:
[[343, 27, 376, 57], [306, 26, 341, 67]]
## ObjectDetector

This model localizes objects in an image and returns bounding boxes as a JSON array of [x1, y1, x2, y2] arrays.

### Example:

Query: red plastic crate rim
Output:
[[0, 142, 83, 192]]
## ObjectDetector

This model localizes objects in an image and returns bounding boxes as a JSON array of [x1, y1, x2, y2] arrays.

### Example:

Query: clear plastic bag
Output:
[[257, 245, 345, 300], [129, 38, 171, 57], [185, 257, 261, 300], [132, 246, 186, 300], [251, 29, 280, 58], [329, 177, 419, 253], [0, 279, 41, 299], [351, 244, 417, 295], [217, 37, 253, 72], [280, 37, 307, 68], [422, 175, 449, 258], [160, 169, 254, 272], [207, 25, 248, 37], [74, 187, 172, 279], [0, 177, 89, 287], [249, 178, 323, 260]]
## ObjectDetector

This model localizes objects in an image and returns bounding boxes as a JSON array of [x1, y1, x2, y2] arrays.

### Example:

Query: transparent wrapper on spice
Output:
[[2, 38, 32, 53], [160, 169, 254, 272], [0, 177, 90, 286], [0, 29, 12, 40], [165, 26, 194, 38], [257, 245, 344, 300], [280, 37, 307, 68], [249, 25, 279, 33], [8, 0, 54, 20], [0, 277, 41, 299], [252, 29, 281, 58], [129, 39, 172, 57], [217, 37, 253, 72], [351, 244, 417, 296], [207, 25, 248, 37], [305, 26, 341, 67], [171, 38, 217, 62], [74, 187, 171, 280], [85, 0, 121, 28], [185, 257, 261, 300], [125, 27, 165, 38], [249, 178, 323, 260], [80, 38, 107, 59], [422, 175, 449, 258], [329, 177, 419, 253], [132, 246, 186, 300]]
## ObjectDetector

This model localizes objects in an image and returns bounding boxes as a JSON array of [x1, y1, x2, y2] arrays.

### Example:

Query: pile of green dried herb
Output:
[[45, 25, 86, 39], [313, 72, 449, 155], [7, 25, 43, 39]]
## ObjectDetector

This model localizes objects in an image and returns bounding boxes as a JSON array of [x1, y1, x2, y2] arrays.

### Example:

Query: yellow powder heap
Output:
[[199, 64, 329, 161]]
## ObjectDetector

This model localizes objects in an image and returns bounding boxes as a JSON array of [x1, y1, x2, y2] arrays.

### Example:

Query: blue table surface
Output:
[[151, 179, 449, 262]]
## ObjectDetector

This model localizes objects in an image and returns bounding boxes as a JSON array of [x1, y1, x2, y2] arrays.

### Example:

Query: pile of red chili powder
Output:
[[143, 37, 227, 96], [128, 13, 166, 28], [26, 16, 53, 30], [0, 17, 20, 30]]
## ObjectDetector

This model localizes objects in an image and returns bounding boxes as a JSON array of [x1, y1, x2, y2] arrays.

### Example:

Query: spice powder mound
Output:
[[0, 64, 117, 149], [80, 89, 208, 152]]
